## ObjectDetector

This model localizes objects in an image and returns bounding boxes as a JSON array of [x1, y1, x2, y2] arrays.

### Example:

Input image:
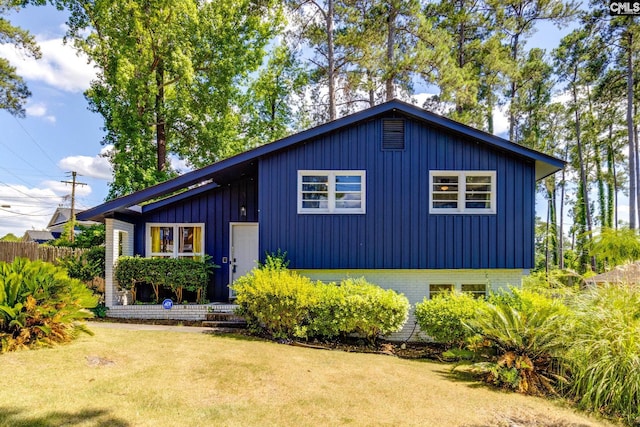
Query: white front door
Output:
[[229, 223, 259, 298]]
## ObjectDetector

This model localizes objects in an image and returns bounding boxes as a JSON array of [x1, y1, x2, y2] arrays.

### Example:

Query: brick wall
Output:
[[297, 269, 526, 342], [106, 303, 237, 321]]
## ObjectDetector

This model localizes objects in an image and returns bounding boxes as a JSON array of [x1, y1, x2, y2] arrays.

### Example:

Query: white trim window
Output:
[[429, 284, 454, 299], [430, 171, 496, 214], [461, 284, 487, 299], [146, 223, 205, 258], [298, 170, 366, 214]]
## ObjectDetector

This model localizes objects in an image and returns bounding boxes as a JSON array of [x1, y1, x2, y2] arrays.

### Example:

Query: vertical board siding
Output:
[[259, 116, 536, 270], [134, 174, 258, 300]]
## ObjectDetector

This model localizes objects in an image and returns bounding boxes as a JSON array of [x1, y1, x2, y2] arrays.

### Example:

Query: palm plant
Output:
[[0, 258, 97, 352], [465, 290, 570, 396]]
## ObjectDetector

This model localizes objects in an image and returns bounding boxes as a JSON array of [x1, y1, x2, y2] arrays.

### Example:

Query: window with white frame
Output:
[[461, 284, 487, 299], [429, 284, 454, 299], [298, 170, 366, 214], [146, 223, 204, 259], [430, 171, 496, 214]]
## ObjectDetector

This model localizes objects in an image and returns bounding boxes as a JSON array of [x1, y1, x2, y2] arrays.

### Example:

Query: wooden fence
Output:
[[0, 242, 86, 264]]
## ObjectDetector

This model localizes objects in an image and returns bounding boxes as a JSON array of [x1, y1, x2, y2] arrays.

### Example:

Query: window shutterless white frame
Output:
[[298, 170, 366, 214], [146, 223, 205, 258], [429, 171, 496, 214]]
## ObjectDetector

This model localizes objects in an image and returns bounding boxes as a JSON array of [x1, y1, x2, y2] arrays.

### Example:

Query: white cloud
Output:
[[25, 102, 56, 123], [0, 184, 66, 238], [43, 179, 93, 197], [58, 146, 113, 181], [0, 37, 97, 93]]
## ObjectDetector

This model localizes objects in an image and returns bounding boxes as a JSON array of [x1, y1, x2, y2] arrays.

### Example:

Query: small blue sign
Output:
[[162, 299, 173, 310]]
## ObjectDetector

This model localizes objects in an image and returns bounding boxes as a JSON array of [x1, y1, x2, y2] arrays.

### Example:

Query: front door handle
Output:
[[232, 264, 237, 274]]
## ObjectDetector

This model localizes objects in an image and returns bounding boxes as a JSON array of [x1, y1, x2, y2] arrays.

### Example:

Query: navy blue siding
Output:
[[258, 116, 536, 270], [133, 174, 258, 300]]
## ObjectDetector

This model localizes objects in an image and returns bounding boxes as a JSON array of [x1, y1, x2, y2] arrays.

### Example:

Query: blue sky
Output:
[[0, 3, 576, 238]]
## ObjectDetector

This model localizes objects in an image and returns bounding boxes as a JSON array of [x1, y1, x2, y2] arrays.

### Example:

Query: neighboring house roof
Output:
[[47, 207, 72, 228], [23, 230, 55, 243], [47, 207, 98, 231], [586, 261, 640, 285], [78, 99, 565, 222]]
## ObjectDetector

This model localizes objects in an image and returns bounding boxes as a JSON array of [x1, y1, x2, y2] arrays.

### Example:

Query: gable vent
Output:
[[382, 119, 405, 150]]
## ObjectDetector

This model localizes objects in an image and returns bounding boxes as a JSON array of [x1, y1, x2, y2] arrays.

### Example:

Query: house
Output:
[[78, 100, 564, 335], [47, 207, 97, 238], [585, 261, 640, 287], [22, 230, 55, 244]]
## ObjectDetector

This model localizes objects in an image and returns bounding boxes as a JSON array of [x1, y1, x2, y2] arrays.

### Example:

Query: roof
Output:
[[47, 207, 99, 230], [23, 230, 55, 243], [47, 207, 72, 228], [78, 99, 565, 222], [586, 261, 640, 285]]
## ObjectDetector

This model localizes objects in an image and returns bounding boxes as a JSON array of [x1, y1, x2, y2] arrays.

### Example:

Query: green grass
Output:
[[0, 323, 616, 427]]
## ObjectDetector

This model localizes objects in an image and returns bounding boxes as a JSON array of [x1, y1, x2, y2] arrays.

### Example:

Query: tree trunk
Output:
[[558, 145, 568, 270], [508, 33, 519, 142], [156, 58, 166, 172], [327, 0, 336, 120], [456, 3, 465, 115], [628, 29, 637, 228], [607, 124, 616, 229], [385, 4, 397, 101], [573, 79, 596, 271]]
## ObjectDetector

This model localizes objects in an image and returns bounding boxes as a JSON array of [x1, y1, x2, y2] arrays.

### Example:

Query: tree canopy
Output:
[[0, 0, 40, 116]]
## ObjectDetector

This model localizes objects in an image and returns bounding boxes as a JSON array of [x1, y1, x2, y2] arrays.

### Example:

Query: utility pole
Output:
[[61, 171, 87, 242]]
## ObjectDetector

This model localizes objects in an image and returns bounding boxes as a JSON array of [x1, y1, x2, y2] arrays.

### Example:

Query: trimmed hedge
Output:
[[232, 270, 409, 343], [114, 256, 216, 303]]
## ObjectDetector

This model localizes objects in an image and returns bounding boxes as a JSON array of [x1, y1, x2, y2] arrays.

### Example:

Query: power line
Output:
[[12, 115, 60, 169], [0, 165, 43, 188], [0, 207, 52, 217], [0, 181, 62, 200], [0, 138, 51, 174]]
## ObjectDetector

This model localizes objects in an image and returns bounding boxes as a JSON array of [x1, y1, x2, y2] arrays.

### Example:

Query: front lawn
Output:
[[0, 324, 615, 427]]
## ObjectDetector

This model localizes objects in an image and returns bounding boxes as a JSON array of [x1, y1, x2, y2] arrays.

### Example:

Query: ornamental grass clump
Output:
[[0, 258, 97, 352], [565, 285, 640, 425]]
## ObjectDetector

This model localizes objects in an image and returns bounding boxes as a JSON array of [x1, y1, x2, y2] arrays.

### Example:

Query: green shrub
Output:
[[305, 281, 346, 339], [0, 258, 98, 352], [465, 288, 570, 396], [232, 268, 317, 339], [59, 246, 106, 282], [258, 250, 290, 271], [114, 256, 215, 303], [565, 285, 640, 425], [414, 291, 485, 347], [233, 272, 409, 343], [338, 278, 409, 344]]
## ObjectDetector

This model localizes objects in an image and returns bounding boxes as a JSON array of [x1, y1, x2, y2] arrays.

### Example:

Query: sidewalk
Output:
[[88, 321, 215, 334]]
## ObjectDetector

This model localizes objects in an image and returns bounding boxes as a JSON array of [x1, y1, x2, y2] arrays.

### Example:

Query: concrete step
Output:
[[202, 320, 247, 329], [205, 312, 245, 322]]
